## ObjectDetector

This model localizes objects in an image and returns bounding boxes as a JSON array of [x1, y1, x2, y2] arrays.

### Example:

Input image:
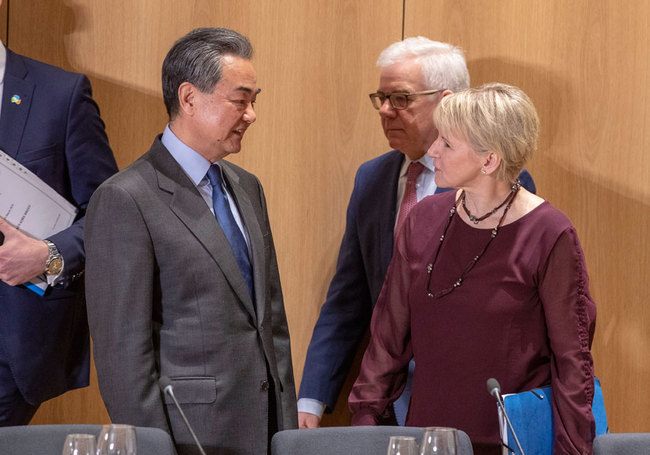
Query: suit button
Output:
[[260, 380, 270, 391]]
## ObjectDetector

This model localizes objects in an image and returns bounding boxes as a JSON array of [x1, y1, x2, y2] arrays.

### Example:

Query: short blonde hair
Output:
[[433, 83, 539, 182]]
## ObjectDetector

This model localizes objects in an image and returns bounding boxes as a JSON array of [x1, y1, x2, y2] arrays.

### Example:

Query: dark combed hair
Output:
[[162, 27, 253, 119]]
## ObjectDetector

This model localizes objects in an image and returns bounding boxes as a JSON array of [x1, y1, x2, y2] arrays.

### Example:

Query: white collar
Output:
[[0, 44, 6, 86]]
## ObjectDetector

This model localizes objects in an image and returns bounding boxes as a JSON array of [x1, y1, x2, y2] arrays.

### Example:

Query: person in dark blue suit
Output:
[[0, 34, 118, 426], [298, 37, 535, 428]]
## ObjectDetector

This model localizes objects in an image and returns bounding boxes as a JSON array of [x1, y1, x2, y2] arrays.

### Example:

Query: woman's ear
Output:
[[482, 151, 501, 175]]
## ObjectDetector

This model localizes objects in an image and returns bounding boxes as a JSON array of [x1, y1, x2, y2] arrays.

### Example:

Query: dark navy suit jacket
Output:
[[0, 48, 117, 405], [299, 150, 536, 412]]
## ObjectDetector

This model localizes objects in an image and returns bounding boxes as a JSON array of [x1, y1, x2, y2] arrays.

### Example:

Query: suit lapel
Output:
[[0, 50, 34, 158], [149, 142, 257, 319], [221, 163, 266, 324], [378, 151, 404, 273]]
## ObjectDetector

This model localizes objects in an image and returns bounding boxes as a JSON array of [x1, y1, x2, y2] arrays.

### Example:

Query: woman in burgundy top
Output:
[[349, 83, 596, 455]]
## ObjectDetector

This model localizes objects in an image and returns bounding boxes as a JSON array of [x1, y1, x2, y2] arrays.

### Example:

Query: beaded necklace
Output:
[[425, 181, 521, 299], [461, 189, 512, 224]]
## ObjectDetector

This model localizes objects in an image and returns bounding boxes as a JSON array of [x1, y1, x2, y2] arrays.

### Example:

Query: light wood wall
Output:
[[5, 0, 649, 433], [0, 1, 6, 44], [405, 0, 650, 432]]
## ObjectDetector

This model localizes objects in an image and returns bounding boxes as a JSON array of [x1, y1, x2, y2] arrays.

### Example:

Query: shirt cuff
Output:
[[297, 398, 326, 418]]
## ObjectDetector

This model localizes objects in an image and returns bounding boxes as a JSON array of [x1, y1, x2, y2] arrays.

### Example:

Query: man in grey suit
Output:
[[85, 28, 297, 455]]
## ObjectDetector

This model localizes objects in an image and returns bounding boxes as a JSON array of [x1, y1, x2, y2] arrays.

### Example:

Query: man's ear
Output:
[[177, 82, 198, 116], [439, 89, 454, 100]]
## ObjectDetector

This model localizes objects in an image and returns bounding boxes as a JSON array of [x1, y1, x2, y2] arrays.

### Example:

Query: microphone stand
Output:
[[495, 389, 525, 455], [487, 378, 526, 455], [159, 377, 207, 455]]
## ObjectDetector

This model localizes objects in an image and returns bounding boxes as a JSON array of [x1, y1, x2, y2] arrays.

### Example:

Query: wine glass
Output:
[[419, 427, 457, 455], [62, 433, 96, 455], [387, 436, 418, 455], [96, 424, 136, 455]]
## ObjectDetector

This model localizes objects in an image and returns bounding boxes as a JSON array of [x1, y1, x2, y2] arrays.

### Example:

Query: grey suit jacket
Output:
[[85, 137, 297, 455]]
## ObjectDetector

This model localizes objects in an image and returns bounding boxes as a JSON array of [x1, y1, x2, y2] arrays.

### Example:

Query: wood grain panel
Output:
[[406, 0, 650, 433], [9, 0, 403, 426], [0, 0, 7, 44]]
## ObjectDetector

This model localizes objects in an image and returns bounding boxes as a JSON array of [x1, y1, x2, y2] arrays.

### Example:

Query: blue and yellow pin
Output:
[[11, 94, 22, 105]]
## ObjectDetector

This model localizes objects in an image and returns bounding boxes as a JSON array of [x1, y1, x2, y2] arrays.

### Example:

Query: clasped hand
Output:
[[0, 218, 49, 286]]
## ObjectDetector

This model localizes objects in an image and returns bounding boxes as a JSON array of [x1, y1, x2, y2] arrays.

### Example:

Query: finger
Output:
[[0, 218, 6, 245], [0, 216, 15, 234], [0, 217, 19, 237]]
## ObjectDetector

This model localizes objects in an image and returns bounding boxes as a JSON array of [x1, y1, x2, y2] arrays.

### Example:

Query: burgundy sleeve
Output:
[[539, 227, 597, 455], [348, 226, 414, 425]]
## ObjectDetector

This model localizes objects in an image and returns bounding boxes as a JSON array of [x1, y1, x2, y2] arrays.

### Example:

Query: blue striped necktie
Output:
[[206, 164, 254, 299]]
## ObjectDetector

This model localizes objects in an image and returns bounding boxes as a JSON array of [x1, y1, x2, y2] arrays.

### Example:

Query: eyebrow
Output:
[[376, 89, 411, 94], [235, 87, 262, 95]]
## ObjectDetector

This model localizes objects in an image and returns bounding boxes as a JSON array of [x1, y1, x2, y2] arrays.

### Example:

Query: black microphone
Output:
[[486, 378, 526, 455], [159, 376, 207, 455]]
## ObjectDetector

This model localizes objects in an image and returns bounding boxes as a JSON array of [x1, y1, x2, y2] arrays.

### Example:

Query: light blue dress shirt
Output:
[[161, 125, 251, 253]]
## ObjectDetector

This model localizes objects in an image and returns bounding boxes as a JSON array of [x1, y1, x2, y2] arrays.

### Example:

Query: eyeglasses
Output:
[[369, 89, 445, 110]]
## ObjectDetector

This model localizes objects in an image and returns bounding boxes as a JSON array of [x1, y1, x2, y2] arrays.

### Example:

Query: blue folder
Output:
[[499, 377, 608, 455]]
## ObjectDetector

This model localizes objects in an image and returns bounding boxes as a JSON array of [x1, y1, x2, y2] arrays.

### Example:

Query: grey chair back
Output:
[[271, 426, 473, 455], [593, 433, 650, 455], [0, 424, 175, 455]]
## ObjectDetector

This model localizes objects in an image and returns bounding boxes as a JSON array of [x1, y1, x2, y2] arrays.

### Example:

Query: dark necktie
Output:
[[395, 161, 425, 236], [206, 165, 254, 299]]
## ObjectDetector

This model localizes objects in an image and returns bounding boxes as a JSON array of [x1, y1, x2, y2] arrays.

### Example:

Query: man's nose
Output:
[[243, 103, 256, 123], [379, 98, 397, 117]]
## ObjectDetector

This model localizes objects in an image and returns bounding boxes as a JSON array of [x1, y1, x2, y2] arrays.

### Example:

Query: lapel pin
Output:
[[11, 95, 22, 105]]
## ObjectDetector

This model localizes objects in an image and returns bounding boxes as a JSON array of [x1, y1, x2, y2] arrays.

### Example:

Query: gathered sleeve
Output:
[[539, 227, 597, 455], [348, 224, 414, 425]]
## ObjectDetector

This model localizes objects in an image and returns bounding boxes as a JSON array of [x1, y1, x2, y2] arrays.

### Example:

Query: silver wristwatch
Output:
[[44, 240, 63, 275]]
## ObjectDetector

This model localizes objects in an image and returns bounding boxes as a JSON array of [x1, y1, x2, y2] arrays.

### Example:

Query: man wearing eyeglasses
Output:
[[298, 37, 535, 429]]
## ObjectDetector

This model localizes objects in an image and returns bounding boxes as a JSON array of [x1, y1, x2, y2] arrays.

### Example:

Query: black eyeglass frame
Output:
[[369, 88, 445, 110]]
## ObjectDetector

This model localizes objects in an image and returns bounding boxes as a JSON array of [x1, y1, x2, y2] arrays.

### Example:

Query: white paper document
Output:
[[0, 149, 78, 294]]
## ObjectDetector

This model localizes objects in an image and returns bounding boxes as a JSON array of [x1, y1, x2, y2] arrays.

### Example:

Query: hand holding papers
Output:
[[0, 149, 78, 294]]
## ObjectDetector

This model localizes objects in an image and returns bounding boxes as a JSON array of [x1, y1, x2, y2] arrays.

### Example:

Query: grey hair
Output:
[[162, 27, 253, 119], [377, 37, 470, 92]]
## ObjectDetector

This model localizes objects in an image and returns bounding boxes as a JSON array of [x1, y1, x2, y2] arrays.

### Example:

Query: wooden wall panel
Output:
[[13, 0, 646, 435], [8, 0, 403, 425], [406, 0, 650, 433], [0, 0, 6, 44]]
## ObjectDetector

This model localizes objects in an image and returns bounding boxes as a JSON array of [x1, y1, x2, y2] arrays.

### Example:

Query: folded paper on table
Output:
[[499, 377, 608, 455]]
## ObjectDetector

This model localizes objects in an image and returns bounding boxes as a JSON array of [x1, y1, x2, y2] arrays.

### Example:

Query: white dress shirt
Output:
[[0, 44, 7, 122]]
